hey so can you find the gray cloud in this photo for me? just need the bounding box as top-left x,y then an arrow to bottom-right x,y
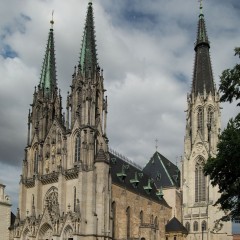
0,0 -> 239,211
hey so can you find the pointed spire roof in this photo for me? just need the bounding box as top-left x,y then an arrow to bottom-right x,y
39,18 -> 57,96
79,2 -> 98,74
192,3 -> 215,96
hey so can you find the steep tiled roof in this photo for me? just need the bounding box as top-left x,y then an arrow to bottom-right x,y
166,217 -> 188,234
79,2 -> 98,74
109,152 -> 170,208
143,151 -> 180,189
192,8 -> 215,95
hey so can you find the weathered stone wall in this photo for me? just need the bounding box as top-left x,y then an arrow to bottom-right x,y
112,184 -> 171,240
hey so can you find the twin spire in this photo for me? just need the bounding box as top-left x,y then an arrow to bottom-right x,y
39,1 -> 97,97
39,1 -> 215,98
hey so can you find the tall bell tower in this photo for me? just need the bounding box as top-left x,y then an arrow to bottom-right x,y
182,2 -> 232,240
14,2 -> 111,240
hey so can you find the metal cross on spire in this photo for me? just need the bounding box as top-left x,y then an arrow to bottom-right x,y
198,0 -> 203,15
50,10 -> 54,28
155,139 -> 159,151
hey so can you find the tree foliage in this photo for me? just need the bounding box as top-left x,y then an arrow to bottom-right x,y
204,48 -> 240,221
219,47 -> 240,106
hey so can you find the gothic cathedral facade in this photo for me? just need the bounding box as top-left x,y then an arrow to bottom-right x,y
14,3 -> 111,240
11,2 -> 234,240
182,5 -> 232,240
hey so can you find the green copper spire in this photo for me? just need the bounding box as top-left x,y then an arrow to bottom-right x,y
39,17 -> 57,96
192,2 -> 215,95
79,2 -> 98,74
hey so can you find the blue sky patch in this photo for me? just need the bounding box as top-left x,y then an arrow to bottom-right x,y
1,44 -> 18,59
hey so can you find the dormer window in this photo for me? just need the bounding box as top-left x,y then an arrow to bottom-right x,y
130,172 -> 139,188
117,165 -> 129,182
143,179 -> 152,194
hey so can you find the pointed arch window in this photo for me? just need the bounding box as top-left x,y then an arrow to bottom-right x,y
126,207 -> 130,239
73,187 -> 76,212
140,211 -> 143,224
185,222 -> 190,232
75,133 -> 81,162
195,156 -> 206,202
197,107 -> 203,134
193,221 -> 198,231
201,221 -> 207,231
34,149 -> 38,174
207,107 -> 214,127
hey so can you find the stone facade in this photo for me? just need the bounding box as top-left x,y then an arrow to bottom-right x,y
0,183 -> 11,240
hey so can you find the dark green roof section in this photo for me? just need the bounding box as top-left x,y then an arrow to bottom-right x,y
165,217 -> 188,234
39,25 -> 57,96
79,2 -> 98,74
192,6 -> 215,95
109,151 -> 170,207
143,151 -> 180,188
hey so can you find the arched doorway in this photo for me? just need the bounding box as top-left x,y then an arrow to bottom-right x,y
63,225 -> 73,240
38,223 -> 53,240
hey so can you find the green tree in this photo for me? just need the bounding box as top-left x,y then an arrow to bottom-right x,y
204,48 -> 240,221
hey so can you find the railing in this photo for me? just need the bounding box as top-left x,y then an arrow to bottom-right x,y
109,148 -> 142,170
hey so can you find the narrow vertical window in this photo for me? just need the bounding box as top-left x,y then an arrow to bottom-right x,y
112,202 -> 116,240
193,221 -> 198,231
126,207 -> 130,239
73,187 -> 76,212
197,108 -> 203,134
185,222 -> 190,232
195,157 -> 206,202
202,221 -> 207,231
207,107 -> 214,126
140,211 -> 143,224
75,133 -> 81,162
34,150 -> 38,174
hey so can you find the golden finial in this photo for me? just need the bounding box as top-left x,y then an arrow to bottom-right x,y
50,10 -> 54,28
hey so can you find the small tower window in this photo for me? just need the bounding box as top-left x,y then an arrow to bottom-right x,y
75,133 -> 81,162
202,221 -> 207,231
207,107 -> 214,126
197,107 -> 203,134
193,221 -> 198,231
185,222 -> 190,232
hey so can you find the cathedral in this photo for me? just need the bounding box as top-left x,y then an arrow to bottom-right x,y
9,1 -> 233,240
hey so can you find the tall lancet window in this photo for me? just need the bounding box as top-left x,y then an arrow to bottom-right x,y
75,133 -> 81,162
34,149 -> 38,174
195,156 -> 206,202
126,206 -> 130,239
197,107 -> 204,134
207,107 -> 214,127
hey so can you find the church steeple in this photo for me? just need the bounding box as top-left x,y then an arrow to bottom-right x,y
29,17 -> 63,143
79,1 -> 98,75
192,2 -> 215,96
39,17 -> 57,96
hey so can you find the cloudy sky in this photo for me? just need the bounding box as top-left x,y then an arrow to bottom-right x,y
0,0 -> 239,212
